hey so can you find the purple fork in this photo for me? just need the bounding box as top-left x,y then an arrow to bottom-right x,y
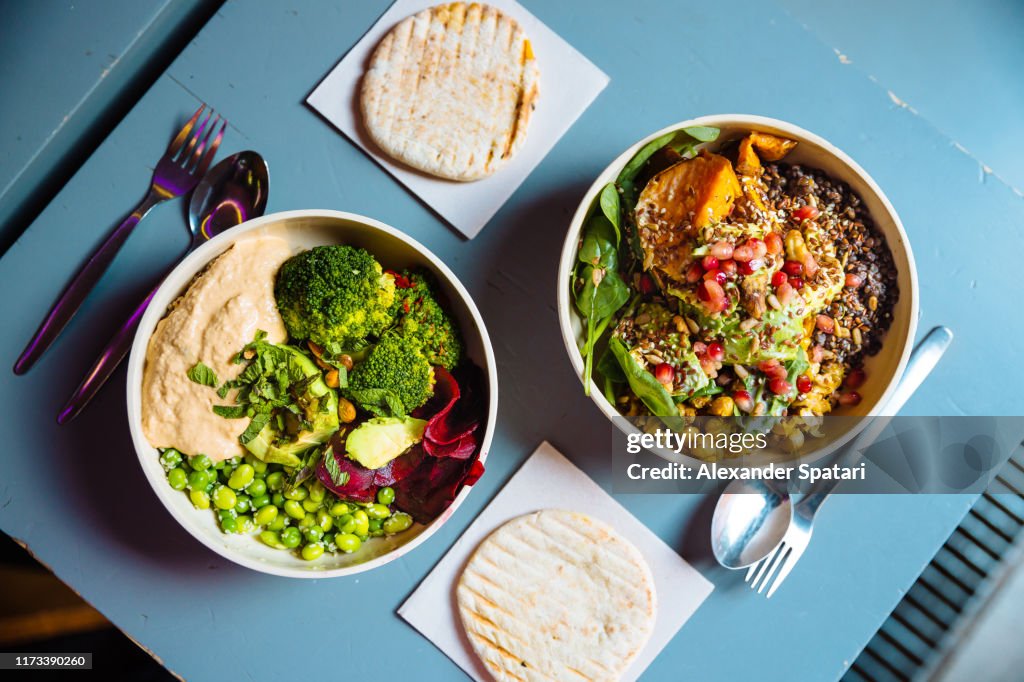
13,104 -> 227,375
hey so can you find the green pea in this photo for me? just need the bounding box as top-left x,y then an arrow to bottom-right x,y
301,543 -> 324,561
213,486 -> 238,511
159,449 -> 182,471
329,502 -> 350,517
234,495 -> 252,515
251,494 -> 271,509
190,489 -> 210,509
308,481 -> 326,503
366,503 -> 391,520
246,478 -> 267,498
383,512 -> 413,535
377,487 -> 396,505
283,486 -> 308,501
228,464 -> 255,490
316,510 -> 333,532
304,527 -> 324,543
267,514 -> 287,531
352,509 -> 369,536
266,471 -> 284,491
190,454 -> 212,471
368,518 -> 383,533
280,527 -> 301,548
301,497 -> 321,513
167,468 -> 188,490
272,493 -> 286,508
187,470 -> 213,491
335,533 -> 362,554
254,505 -> 278,526
284,500 -> 306,520
260,530 -> 285,549
236,515 -> 255,534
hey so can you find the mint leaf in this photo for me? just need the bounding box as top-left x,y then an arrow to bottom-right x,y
187,362 -> 219,387
212,405 -> 246,419
239,412 -> 270,445
324,450 -> 350,487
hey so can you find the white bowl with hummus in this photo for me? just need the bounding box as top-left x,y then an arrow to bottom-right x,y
126,209 -> 497,578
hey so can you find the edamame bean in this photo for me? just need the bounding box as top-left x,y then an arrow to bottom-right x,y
251,494 -> 271,508
190,489 -> 210,509
335,533 -> 362,554
338,514 -> 356,535
316,510 -> 333,532
254,505 -> 278,526
366,503 -> 391,520
246,478 -> 267,498
322,533 -> 335,548
260,530 -> 285,549
246,455 -> 268,474
159,449 -> 182,471
284,500 -> 305,520
236,515 -> 255,534
266,471 -> 284,491
228,464 -> 255,490
213,486 -> 237,511
190,454 -> 212,471
280,527 -> 301,548
301,497 -> 321,513
227,456 -> 242,467
272,493 -> 286,508
267,514 -> 287,531
304,527 -> 324,544
167,468 -> 188,490
218,509 -> 237,532
283,486 -> 308,501
329,502 -> 350,517
301,543 -> 324,561
187,470 -> 213,491
377,487 -> 395,505
383,512 -> 413,535
368,519 -> 383,533
352,509 -> 369,536
298,514 -> 316,530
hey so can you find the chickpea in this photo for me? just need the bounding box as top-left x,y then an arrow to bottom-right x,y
709,396 -> 735,417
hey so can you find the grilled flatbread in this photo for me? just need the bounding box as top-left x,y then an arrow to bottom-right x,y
360,2 -> 540,181
457,510 -> 656,681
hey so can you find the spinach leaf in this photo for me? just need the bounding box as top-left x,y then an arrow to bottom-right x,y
575,267 -> 629,321
186,362 -> 219,388
599,183 -> 621,244
578,214 -> 618,270
608,337 -> 677,417
617,131 -> 676,188
681,125 -> 720,142
596,345 -> 626,383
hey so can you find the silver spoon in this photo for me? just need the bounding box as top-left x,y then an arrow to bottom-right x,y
57,151 -> 269,424
711,326 -> 953,569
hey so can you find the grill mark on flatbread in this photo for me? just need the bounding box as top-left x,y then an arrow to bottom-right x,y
465,632 -> 535,682
468,553 -> 587,617
361,2 -> 538,181
510,523 -> 638,593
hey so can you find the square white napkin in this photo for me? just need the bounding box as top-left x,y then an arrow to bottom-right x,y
306,0 -> 609,238
398,441 -> 714,681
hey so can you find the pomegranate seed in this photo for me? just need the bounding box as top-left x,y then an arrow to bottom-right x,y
796,375 -> 812,394
654,363 -> 675,386
793,205 -> 820,221
702,255 -> 719,271
638,273 -> 656,295
838,391 -> 862,406
845,368 -> 866,389
699,355 -> 719,375
783,260 -> 803,276
687,263 -> 703,283
733,244 -> 755,262
703,269 -> 727,285
692,341 -> 708,355
710,241 -> 734,260
815,314 -> 835,333
809,345 -> 825,363
764,232 -> 783,255
845,273 -> 864,288
696,281 -> 711,301
721,259 -> 737,275
789,277 -> 804,290
771,271 -> 788,287
748,238 -> 768,259
776,281 -> 796,305
802,252 -> 820,277
707,341 -> 725,362
733,390 -> 754,412
768,378 -> 792,395
739,258 -> 763,275
758,359 -> 787,382
700,280 -> 727,312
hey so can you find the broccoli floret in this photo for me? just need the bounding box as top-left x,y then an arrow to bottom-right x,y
389,270 -> 463,370
345,332 -> 434,416
274,245 -> 396,347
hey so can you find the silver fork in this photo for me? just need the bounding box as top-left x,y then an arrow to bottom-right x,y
13,104 -> 227,375
745,493 -> 819,598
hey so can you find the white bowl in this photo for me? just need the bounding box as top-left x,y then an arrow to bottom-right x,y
127,209 -> 497,578
557,115 -> 919,456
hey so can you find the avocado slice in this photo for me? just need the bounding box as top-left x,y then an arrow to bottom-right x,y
346,416 -> 427,470
243,346 -> 339,467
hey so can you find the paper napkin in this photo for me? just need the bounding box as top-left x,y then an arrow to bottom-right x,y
398,441 -> 714,681
306,0 -> 609,238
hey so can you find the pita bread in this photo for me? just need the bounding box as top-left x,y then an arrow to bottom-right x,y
360,2 -> 540,181
457,510 -> 656,681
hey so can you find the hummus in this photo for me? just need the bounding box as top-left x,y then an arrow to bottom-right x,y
141,236 -> 293,460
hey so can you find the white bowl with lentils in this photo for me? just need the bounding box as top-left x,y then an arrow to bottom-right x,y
558,115 -> 918,446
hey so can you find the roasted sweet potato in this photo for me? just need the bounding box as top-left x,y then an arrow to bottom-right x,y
736,131 -> 798,176
636,151 -> 741,231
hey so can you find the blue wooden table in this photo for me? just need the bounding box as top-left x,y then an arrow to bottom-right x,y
2,1 -> 1022,680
